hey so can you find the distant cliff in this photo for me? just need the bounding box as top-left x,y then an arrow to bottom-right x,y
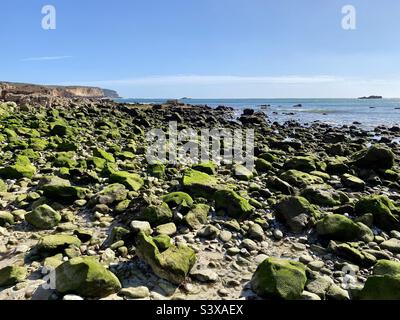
0,82 -> 120,99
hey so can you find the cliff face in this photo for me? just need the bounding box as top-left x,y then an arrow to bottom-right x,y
0,82 -> 120,99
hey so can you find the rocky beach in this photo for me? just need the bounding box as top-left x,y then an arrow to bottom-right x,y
0,91 -> 400,301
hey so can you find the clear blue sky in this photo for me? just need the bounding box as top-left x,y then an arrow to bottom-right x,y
1,0 -> 400,98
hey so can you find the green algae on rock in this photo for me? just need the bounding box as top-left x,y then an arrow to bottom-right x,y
251,257 -> 307,300
110,171 -> 144,191
135,231 -> 196,285
0,211 -> 14,226
316,214 -> 374,242
280,169 -> 324,188
25,204 -> 62,229
184,204 -> 210,229
275,196 -> 320,232
182,169 -> 219,198
0,155 -> 36,179
55,256 -> 121,298
352,145 -> 395,170
214,189 -> 254,219
162,192 -> 193,212
140,203 -> 173,226
36,234 -> 82,255
360,260 -> 400,300
355,195 -> 400,231
0,266 -> 27,287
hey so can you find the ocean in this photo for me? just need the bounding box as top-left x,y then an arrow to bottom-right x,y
115,98 -> 400,130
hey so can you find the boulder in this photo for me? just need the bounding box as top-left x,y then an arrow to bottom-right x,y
316,214 -> 374,242
280,170 -> 323,188
329,241 -> 376,267
355,195 -> 400,231
255,158 -> 273,173
352,145 -> 395,170
25,204 -> 61,229
285,156 -> 316,172
162,192 -> 193,212
0,155 -> 36,179
265,176 -> 294,195
233,164 -> 254,181
275,196 -> 320,232
110,171 -> 143,191
141,203 -> 173,226
93,148 -> 115,163
341,174 -> 365,191
300,185 -> 343,207
39,176 -> 87,201
214,189 -> 253,219
130,220 -> 152,235
0,211 -> 14,226
148,162 -> 166,179
184,204 -> 210,229
182,169 -> 219,198
0,266 -> 27,286
192,162 -> 217,175
55,256 -> 121,298
360,260 -> 400,300
36,234 -> 82,256
135,231 -> 196,284
251,257 -> 307,300
95,183 -> 127,204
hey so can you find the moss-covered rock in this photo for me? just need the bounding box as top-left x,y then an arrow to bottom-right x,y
360,260 -> 400,300
214,189 -> 253,219
95,183 -> 127,204
255,158 -> 273,173
316,214 -> 374,242
40,176 -> 87,201
265,176 -> 294,195
25,204 -> 61,229
135,231 -> 196,284
184,204 -> 210,229
300,185 -> 343,207
141,203 -> 173,226
0,211 -> 14,226
352,145 -> 395,170
355,195 -> 400,231
280,170 -> 323,188
148,162 -> 166,179
182,169 -> 219,198
192,162 -> 217,175
233,164 -> 254,181
275,196 -> 320,232
0,155 -> 36,179
53,152 -> 77,168
153,234 -> 173,251
251,257 -> 307,300
55,256 -> 121,298
0,179 -> 7,192
162,192 -> 193,212
110,171 -> 143,191
325,156 -> 349,174
285,156 -> 317,172
329,241 -> 376,267
0,266 -> 27,287
93,148 -> 115,163
51,123 -> 71,137
341,174 -> 365,191
36,234 -> 82,256
87,157 -> 107,170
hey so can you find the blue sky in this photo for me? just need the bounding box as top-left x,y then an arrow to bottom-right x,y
1,0 -> 400,98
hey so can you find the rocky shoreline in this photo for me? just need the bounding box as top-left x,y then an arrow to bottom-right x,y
0,96 -> 400,300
